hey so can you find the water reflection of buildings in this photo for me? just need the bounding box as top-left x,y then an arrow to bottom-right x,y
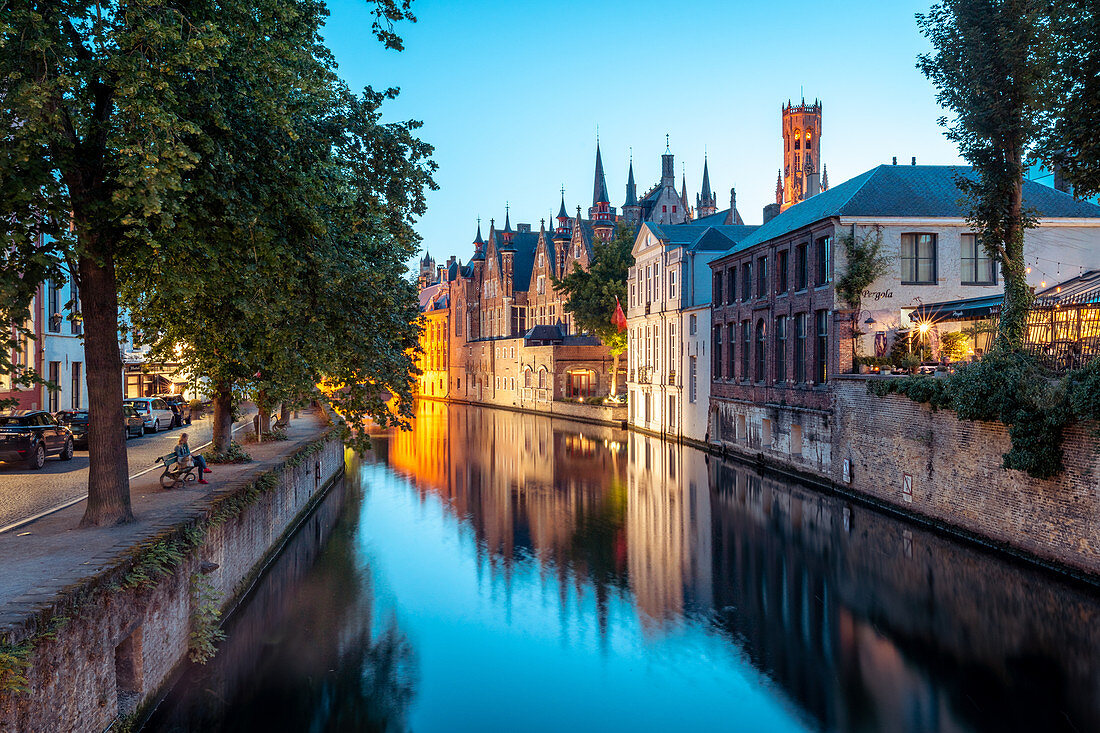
386,403 -> 1100,733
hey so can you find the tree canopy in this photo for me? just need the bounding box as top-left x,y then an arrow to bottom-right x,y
554,224 -> 635,357
917,0 -> 1052,349
0,0 -> 431,525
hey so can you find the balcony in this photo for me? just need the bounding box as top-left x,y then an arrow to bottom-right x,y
637,366 -> 652,384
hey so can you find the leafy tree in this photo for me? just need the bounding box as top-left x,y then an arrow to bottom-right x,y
554,223 -> 635,397
917,0 -> 1053,349
835,226 -> 891,371
1036,0 -> 1100,199
0,0 -> 423,526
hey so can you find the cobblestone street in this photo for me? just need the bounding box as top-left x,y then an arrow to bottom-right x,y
0,410 -> 253,531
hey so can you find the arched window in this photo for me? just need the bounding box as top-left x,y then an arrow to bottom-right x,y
805,129 -> 813,147
524,367 -> 533,388
793,128 -> 801,150
755,319 -> 767,383
538,367 -> 548,389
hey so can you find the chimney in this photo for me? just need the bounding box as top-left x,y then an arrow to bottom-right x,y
892,156 -> 898,165
763,203 -> 780,224
911,157 -> 917,166
437,265 -> 445,282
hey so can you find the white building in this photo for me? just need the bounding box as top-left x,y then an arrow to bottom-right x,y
626,221 -> 758,443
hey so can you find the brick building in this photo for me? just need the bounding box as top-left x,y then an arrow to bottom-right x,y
423,142 -> 726,412
708,163 -> 1100,474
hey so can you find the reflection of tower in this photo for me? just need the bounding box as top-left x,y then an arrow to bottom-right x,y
779,99 -> 823,212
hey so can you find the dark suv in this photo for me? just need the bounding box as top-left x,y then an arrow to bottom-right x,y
55,410 -> 91,448
0,410 -> 74,469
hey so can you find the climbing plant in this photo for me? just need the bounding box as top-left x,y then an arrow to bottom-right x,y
834,227 -> 892,371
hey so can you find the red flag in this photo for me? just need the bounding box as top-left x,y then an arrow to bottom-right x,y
612,296 -> 627,332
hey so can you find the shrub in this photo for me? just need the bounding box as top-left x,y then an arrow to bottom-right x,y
204,441 -> 251,464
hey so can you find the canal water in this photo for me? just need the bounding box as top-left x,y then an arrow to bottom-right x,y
147,401 -> 1100,733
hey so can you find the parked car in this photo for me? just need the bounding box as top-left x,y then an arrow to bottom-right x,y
123,398 -> 176,433
55,410 -> 90,448
155,394 -> 192,426
123,405 -> 146,438
0,410 -> 74,469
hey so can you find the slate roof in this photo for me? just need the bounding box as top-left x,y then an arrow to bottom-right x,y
508,231 -> 540,292
725,165 -> 1100,258
524,324 -> 565,342
693,208 -> 741,226
643,223 -> 761,253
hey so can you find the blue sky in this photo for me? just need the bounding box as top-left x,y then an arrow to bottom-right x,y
323,0 -> 963,266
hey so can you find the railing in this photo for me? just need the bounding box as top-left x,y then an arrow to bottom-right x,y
637,367 -> 651,384
668,370 -> 676,386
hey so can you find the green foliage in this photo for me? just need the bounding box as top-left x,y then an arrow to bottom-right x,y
188,573 -> 226,665
917,0 -> 1049,348
870,350 -> 1074,478
834,227 -> 892,310
0,0 -> 427,522
553,223 -> 635,356
0,642 -> 31,693
939,331 -> 970,361
1036,1 -> 1100,200
122,539 -> 186,591
204,441 -> 252,465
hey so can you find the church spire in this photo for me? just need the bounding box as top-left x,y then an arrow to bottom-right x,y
822,164 -> 829,191
700,155 -> 712,200
592,140 -> 609,206
503,202 -> 512,233
473,218 -> 484,246
624,154 -> 637,207
680,167 -> 691,217
775,169 -> 783,205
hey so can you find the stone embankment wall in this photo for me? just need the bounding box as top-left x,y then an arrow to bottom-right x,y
832,375 -> 1100,578
0,435 -> 344,733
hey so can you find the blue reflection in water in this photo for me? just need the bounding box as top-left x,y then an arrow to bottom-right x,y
148,402 -> 1100,733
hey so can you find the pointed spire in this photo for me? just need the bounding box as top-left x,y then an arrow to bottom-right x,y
592,141 -> 609,206
503,203 -> 512,232
473,217 -> 484,245
624,152 -> 637,207
680,166 -> 689,209
557,186 -> 568,220
822,164 -> 829,191
701,154 -> 712,200
775,169 -> 783,205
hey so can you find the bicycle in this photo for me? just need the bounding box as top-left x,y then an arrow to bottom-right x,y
158,453 -> 198,489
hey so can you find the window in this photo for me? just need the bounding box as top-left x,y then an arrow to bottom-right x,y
796,244 -> 808,290
537,275 -> 546,294
757,256 -> 768,298
795,314 -> 807,383
742,262 -> 752,301
961,234 -> 996,285
713,326 -> 722,376
689,356 -> 697,403
727,323 -> 736,378
669,271 -> 676,300
524,368 -> 533,388
741,320 -> 750,378
48,361 -> 60,412
662,205 -> 667,213
777,250 -> 789,293
815,236 -> 830,286
727,268 -> 736,303
755,319 -> 766,382
47,281 -> 61,332
672,205 -> 677,213
901,233 -> 937,284
668,395 -> 676,428
713,271 -> 723,305
689,314 -> 697,336
775,316 -> 787,382
566,370 -> 596,399
815,310 -> 829,384
70,280 -> 81,335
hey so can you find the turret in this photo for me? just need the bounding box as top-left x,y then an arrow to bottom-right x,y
588,141 -> 616,223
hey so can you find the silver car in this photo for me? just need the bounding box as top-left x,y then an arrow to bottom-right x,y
123,397 -> 176,433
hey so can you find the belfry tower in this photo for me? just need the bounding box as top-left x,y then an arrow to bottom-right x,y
779,99 -> 823,212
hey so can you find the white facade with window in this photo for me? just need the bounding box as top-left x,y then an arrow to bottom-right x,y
626,222 -> 758,442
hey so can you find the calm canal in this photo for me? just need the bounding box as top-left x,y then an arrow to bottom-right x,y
147,401 -> 1100,732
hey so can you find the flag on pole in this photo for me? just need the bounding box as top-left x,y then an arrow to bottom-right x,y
612,296 -> 627,332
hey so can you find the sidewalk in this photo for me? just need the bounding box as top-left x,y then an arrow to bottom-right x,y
0,408 -> 332,632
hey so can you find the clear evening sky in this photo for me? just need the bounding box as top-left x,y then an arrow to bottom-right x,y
322,0 -> 963,266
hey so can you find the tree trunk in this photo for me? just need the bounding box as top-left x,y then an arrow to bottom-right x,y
997,176 -> 1033,350
256,389 -> 272,435
78,253 -> 133,527
212,381 -> 234,453
610,351 -> 620,397
279,402 -> 290,424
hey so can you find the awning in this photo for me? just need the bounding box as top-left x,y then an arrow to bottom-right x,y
908,294 -> 1004,322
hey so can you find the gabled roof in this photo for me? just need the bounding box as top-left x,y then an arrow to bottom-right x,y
693,207 -> 743,226
691,225 -> 760,252
508,231 -> 540,292
727,164 -> 1100,256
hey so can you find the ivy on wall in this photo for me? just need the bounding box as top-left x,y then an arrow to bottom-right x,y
870,351 -> 1100,479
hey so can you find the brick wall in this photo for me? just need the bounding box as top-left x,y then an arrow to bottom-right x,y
0,437 -> 345,732
833,375 -> 1100,577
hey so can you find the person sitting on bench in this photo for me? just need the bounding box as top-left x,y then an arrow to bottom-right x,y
175,433 -> 211,485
